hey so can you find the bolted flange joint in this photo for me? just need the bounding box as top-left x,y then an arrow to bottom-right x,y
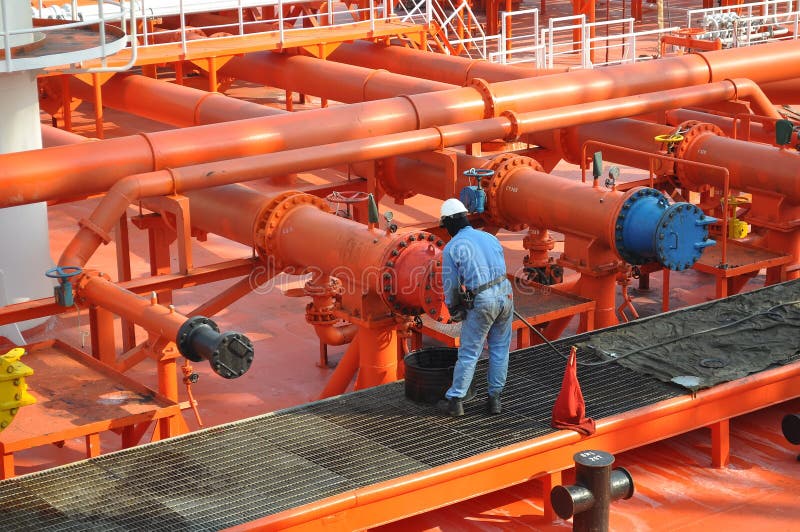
482,153 -> 544,232
177,316 -> 254,379
614,187 -> 716,270
253,191 -> 331,272
379,232 -> 445,317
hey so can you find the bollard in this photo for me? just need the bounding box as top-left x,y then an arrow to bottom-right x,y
550,450 -> 634,532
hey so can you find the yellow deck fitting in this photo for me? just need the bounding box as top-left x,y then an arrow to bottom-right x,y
0,348 -> 36,432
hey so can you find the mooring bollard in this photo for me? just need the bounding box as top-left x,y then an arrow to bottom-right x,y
550,450 -> 635,532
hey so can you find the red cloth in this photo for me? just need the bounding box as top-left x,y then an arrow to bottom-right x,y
551,346 -> 596,436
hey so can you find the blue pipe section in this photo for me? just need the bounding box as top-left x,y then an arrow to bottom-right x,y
615,188 -> 717,270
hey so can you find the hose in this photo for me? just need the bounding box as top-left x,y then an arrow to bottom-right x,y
514,300 -> 800,367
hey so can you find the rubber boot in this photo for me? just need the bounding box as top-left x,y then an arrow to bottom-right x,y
437,397 -> 464,417
487,393 -> 502,415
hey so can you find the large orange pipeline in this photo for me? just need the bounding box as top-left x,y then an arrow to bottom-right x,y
58,118 -> 511,270
327,40 -> 563,85
665,108 -> 777,145
328,41 -> 783,118
62,74 -> 284,127
7,41 -> 800,207
556,118 -> 800,204
181,185 -> 446,318
59,75 -> 765,276
218,51 -> 455,103
60,81 -> 763,273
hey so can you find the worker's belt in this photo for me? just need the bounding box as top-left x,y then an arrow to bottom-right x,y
457,275 -> 508,311
469,275 -> 508,296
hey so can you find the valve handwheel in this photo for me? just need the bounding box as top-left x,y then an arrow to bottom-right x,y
463,168 -> 495,179
325,191 -> 370,203
45,265 -> 83,281
654,133 -> 685,144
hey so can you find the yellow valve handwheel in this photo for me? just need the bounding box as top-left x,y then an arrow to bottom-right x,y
654,133 -> 685,144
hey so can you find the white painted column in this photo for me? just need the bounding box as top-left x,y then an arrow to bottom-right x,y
0,2 -> 54,344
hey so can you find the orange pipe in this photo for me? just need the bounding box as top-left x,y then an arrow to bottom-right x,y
558,117 -> 800,203
184,185 -> 444,313
327,40 -> 562,85
219,51 -> 455,103
41,125 -> 90,147
57,120 -> 511,269
64,74 -> 284,127
665,108 -> 776,145
759,77 -> 800,105
354,328 -> 400,389
676,129 -> 800,202
330,41 -> 779,119
76,273 -> 189,338
6,42 -> 800,208
573,274 -> 618,329
319,339 -> 360,398
312,323 -> 358,347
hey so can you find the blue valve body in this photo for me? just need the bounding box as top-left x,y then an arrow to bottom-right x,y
615,188 -> 716,270
460,186 -> 486,214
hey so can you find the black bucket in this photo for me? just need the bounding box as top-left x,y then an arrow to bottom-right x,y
404,347 -> 474,404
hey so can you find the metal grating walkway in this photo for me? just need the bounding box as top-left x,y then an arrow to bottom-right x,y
1,280 -> 798,531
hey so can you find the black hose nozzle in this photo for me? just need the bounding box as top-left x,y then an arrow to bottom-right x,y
177,316 -> 254,379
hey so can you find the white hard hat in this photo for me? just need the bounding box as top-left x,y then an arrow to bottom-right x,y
440,198 -> 468,218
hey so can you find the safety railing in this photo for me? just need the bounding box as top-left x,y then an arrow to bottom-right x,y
399,0 -> 489,59
129,0 -> 402,56
685,0 -> 800,47
490,8 -> 542,65
3,0 -> 134,72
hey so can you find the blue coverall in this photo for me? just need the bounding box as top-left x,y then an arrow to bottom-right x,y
441,226 -> 514,399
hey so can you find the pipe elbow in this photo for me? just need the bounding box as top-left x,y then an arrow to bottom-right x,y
725,77 -> 780,119
313,322 -> 358,346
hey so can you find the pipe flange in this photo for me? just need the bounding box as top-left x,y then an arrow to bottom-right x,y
305,302 -> 337,324
672,120 -> 725,161
483,154 -> 543,232
253,191 -> 330,271
378,232 -> 444,316
614,188 -> 666,265
177,316 -> 220,363
469,77 -> 496,119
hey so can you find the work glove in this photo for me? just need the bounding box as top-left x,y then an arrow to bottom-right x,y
448,306 -> 467,324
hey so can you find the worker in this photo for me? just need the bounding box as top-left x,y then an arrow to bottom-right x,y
438,198 -> 514,417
